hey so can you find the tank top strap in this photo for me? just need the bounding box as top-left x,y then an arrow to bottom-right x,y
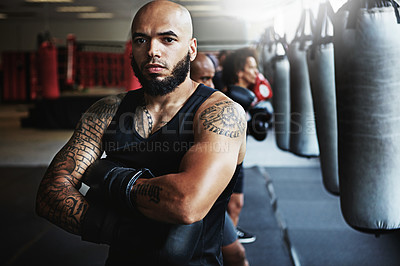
179,84 -> 216,115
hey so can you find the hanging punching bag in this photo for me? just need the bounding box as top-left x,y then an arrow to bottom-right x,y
38,40 -> 60,99
307,2 -> 339,195
335,0 -> 400,232
288,9 -> 319,158
261,27 -> 278,85
272,39 -> 291,151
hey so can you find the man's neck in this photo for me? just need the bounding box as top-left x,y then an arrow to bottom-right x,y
144,78 -> 198,112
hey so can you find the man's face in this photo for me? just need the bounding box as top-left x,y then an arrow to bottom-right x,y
130,4 -> 197,96
191,57 -> 215,89
240,56 -> 258,86
131,52 -> 191,96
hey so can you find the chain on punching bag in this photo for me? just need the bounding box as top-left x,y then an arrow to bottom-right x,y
335,0 -> 400,232
307,2 -> 339,195
288,9 -> 319,158
272,39 -> 291,151
38,40 -> 60,99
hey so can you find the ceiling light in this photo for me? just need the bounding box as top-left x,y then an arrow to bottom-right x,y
78,13 -> 114,19
0,13 -> 7,19
57,6 -> 97,12
185,5 -> 221,12
25,0 -> 74,2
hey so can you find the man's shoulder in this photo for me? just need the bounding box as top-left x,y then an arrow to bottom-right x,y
83,92 -> 127,120
200,90 -> 245,115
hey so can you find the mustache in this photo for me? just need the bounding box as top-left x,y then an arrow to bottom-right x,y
142,58 -> 168,70
129,54 -> 168,71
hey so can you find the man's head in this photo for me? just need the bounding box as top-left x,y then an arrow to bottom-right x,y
222,47 -> 258,88
130,0 -> 197,96
190,53 -> 215,88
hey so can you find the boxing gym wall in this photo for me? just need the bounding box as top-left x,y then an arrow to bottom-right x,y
257,0 -> 400,233
1,35 -> 138,103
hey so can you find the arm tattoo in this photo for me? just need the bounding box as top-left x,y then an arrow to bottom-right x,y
36,94 -> 124,235
199,101 -> 246,138
132,183 -> 162,204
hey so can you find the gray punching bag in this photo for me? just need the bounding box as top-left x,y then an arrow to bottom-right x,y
261,27 -> 278,84
335,0 -> 400,231
307,2 -> 339,195
272,39 -> 291,151
288,9 -> 320,158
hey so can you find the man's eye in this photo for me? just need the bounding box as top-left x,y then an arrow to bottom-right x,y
164,37 -> 175,43
134,38 -> 146,44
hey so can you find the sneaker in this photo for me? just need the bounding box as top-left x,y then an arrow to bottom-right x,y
236,226 -> 256,244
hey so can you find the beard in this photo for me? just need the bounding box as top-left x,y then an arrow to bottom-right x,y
131,52 -> 191,96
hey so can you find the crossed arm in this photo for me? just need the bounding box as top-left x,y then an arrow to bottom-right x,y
35,94 -> 123,235
36,93 -> 246,234
131,97 -> 247,224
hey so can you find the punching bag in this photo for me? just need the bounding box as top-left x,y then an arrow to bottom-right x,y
288,9 -> 319,158
335,0 -> 400,231
38,40 -> 60,99
307,2 -> 339,195
272,39 -> 291,151
260,27 -> 278,85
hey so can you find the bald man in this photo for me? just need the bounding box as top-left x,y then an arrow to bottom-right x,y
190,52 -> 215,88
36,1 -> 247,265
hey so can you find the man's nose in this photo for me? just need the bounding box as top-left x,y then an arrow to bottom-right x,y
148,39 -> 161,58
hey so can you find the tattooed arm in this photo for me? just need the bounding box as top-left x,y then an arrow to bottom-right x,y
132,93 -> 247,224
35,94 -> 124,235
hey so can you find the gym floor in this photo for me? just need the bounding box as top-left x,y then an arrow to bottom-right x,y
1,103 -> 400,266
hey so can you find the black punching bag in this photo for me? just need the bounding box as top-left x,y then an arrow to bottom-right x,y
288,9 -> 319,158
307,2 -> 339,195
335,0 -> 400,231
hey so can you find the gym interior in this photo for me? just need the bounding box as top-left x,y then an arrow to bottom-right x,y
1,0 -> 400,265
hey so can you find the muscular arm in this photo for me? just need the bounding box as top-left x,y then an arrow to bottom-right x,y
35,94 -> 123,235
132,98 -> 247,224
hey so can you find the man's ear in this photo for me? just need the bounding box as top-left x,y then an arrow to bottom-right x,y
189,38 -> 197,61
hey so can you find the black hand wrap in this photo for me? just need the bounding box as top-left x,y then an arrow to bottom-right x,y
104,167 -> 154,210
226,85 -> 256,111
81,159 -> 154,245
82,159 -> 154,211
248,101 -> 274,141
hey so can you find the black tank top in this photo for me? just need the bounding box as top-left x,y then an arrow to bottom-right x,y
102,84 -> 240,265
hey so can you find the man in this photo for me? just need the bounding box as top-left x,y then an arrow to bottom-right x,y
191,52 -> 249,266
190,52 -> 215,89
222,47 -> 261,244
36,1 -> 246,265
213,50 -> 230,92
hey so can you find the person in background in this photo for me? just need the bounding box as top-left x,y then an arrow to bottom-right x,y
213,49 -> 230,92
191,52 -> 249,266
222,47 -> 260,244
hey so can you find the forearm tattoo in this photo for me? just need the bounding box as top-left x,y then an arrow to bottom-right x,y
199,101 -> 246,138
132,183 -> 162,204
36,94 -> 123,235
